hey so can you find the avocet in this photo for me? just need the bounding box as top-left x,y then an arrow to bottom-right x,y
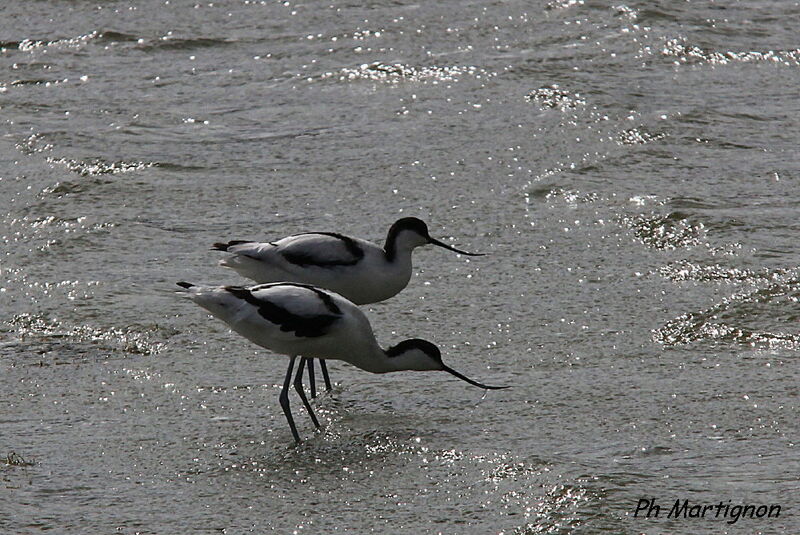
212,217 -> 484,397
176,281 -> 506,443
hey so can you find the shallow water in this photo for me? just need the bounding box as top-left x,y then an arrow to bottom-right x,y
1,1 -> 799,533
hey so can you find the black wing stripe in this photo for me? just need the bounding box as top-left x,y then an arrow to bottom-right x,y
225,284 -> 342,338
281,232 -> 365,267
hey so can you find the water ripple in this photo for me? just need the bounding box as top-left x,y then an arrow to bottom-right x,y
615,127 -> 666,146
619,212 -> 704,250
545,0 -> 584,10
661,37 -> 800,66
136,35 -> 238,52
2,215 -> 114,252
654,269 -> 800,350
656,260 -> 760,283
14,133 -> 155,181
12,31 -> 100,53
7,313 -> 165,357
525,84 -> 586,112
320,62 -> 494,84
510,484 -> 589,534
46,157 -> 155,177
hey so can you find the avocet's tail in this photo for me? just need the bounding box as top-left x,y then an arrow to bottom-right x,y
175,281 -> 209,299
211,242 -> 276,283
211,240 -> 252,252
176,282 -> 256,329
176,281 -> 197,293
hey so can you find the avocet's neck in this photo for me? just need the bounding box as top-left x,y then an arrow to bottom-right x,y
381,351 -> 441,373
353,337 -> 507,389
343,339 -> 443,374
384,228 -> 428,262
368,340 -> 443,374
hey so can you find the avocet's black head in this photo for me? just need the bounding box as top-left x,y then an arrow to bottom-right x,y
388,217 -> 431,242
386,338 -> 508,390
386,337 -> 442,366
385,217 -> 484,258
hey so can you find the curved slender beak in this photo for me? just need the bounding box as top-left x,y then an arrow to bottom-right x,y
428,236 -> 485,256
442,365 -> 510,390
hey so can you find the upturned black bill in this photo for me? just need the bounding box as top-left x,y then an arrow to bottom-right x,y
428,237 -> 485,256
442,365 -> 509,390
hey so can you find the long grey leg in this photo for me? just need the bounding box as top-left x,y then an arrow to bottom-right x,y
320,359 -> 332,391
279,356 -> 300,443
307,358 -> 317,399
294,358 -> 321,429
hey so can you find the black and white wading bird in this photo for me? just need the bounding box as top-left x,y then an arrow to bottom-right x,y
211,217 -> 484,397
176,281 -> 506,443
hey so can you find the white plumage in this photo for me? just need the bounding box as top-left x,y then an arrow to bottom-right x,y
176,281 -> 506,442
211,218 -> 484,398
212,217 -> 483,305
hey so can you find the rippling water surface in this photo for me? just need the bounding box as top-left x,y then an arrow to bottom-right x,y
2,1 -> 799,533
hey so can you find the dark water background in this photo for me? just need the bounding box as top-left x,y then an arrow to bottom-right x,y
2,1 -> 799,533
